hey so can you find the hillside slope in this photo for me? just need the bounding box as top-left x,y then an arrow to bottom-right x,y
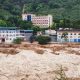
0,0 -> 80,20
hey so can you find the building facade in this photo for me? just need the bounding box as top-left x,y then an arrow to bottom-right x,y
0,27 -> 33,43
57,29 -> 80,42
22,14 -> 53,28
45,30 -> 57,42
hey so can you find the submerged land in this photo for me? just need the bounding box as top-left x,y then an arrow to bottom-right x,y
0,42 -> 80,80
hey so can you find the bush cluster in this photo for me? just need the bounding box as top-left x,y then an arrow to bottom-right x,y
36,35 -> 51,44
13,38 -> 22,44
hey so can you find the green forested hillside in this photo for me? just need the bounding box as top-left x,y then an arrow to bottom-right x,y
0,0 -> 80,20
0,0 -> 80,29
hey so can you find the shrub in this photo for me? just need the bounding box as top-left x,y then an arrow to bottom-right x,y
36,35 -> 51,44
13,38 -> 22,44
54,65 -> 67,80
31,26 -> 41,34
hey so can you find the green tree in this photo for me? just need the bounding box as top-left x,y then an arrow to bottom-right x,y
51,23 -> 57,29
19,20 -> 33,29
0,20 -> 7,27
31,26 -> 41,34
13,38 -> 22,44
61,32 -> 68,42
36,35 -> 51,44
7,16 -> 21,27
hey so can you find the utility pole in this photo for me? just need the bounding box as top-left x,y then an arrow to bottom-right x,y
22,4 -> 25,14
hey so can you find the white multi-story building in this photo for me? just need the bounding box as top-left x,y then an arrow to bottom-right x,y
57,29 -> 80,42
22,14 -> 53,28
0,27 -> 33,43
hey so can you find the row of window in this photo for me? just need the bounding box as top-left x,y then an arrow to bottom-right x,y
35,24 -> 48,27
33,22 -> 48,25
6,38 -> 14,40
0,34 -> 20,37
58,39 -> 80,42
58,36 -> 80,38
58,33 -> 80,35
24,17 -> 49,20
0,38 -> 15,40
0,31 -> 20,33
32,18 -> 48,20
31,17 -> 48,19
32,20 -> 48,22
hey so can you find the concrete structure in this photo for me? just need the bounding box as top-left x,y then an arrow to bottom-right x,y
45,29 -> 56,35
57,29 -> 80,42
0,27 -> 33,43
22,14 -> 53,28
45,29 -> 57,42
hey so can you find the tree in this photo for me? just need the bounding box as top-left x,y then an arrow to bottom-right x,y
19,20 -> 33,29
72,20 -> 80,29
13,38 -> 22,44
7,16 -> 20,27
0,0 -> 80,21
61,32 -> 68,42
31,26 -> 41,34
51,23 -> 57,29
36,35 -> 51,44
0,20 -> 7,27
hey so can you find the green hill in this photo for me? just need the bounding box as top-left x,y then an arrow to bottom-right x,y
0,0 -> 80,20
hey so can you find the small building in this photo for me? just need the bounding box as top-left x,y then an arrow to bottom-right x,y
0,27 -> 33,43
45,29 -> 57,42
22,14 -> 53,28
57,29 -> 80,42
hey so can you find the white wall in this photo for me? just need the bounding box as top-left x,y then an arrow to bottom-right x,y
0,30 -> 20,43
57,31 -> 80,42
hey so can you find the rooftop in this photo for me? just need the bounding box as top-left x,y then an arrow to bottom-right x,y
0,27 -> 33,32
0,27 -> 18,30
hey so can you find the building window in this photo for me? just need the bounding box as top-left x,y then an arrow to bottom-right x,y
3,35 -> 4,37
59,33 -> 61,35
10,35 -> 12,36
78,33 -> 80,35
74,33 -> 76,35
16,34 -> 19,36
16,31 -> 18,33
10,38 -> 11,40
70,33 -> 72,35
6,38 -> 8,40
21,34 -> 24,36
59,36 -> 61,38
70,36 -> 72,38
78,36 -> 80,38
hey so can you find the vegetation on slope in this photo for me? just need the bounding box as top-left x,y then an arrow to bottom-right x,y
0,0 -> 80,20
0,0 -> 80,29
